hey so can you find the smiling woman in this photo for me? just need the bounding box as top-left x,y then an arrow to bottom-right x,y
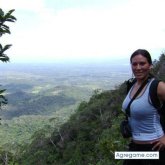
130,49 -> 152,82
122,49 -> 165,165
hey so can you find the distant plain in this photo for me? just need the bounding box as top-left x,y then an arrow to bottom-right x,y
0,62 -> 131,146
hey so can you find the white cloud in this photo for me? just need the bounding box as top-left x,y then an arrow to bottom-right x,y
1,0 -> 165,63
1,0 -> 45,12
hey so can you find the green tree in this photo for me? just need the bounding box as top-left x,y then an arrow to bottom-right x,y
0,8 -> 16,108
0,8 -> 16,62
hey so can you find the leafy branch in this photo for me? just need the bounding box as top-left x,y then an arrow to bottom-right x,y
0,8 -> 16,62
0,8 -> 16,109
0,9 -> 16,36
0,89 -> 8,108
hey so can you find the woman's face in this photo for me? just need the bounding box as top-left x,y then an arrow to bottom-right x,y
131,54 -> 151,80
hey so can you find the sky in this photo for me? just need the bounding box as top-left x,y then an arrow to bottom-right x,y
1,0 -> 165,63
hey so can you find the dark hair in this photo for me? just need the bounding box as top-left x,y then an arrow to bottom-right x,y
130,49 -> 152,65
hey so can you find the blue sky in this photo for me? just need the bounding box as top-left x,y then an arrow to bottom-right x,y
1,0 -> 165,63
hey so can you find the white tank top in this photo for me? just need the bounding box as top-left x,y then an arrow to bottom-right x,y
122,79 -> 164,141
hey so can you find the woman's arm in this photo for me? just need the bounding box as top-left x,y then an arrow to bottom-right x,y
157,81 -> 165,101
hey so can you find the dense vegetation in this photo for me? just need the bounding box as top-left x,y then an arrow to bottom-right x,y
0,53 -> 164,164
20,85 -> 127,165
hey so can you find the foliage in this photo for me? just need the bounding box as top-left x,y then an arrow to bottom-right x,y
17,82 -> 127,165
0,8 -> 16,109
0,8 -> 16,62
152,53 -> 165,81
0,88 -> 7,108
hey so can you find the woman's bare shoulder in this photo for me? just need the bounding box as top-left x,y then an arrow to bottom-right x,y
158,81 -> 165,101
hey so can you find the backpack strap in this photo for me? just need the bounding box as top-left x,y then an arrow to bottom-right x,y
126,75 -> 154,94
126,78 -> 149,117
150,79 -> 165,133
149,79 -> 161,110
126,78 -> 137,94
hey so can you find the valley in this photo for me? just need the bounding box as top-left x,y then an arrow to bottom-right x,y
0,62 -> 131,147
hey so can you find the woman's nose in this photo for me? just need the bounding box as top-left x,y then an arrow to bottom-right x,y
136,64 -> 141,69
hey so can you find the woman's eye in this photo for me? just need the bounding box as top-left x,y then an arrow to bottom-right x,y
132,62 -> 146,66
132,63 -> 137,66
139,62 -> 146,66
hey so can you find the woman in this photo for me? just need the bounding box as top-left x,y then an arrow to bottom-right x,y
122,49 -> 165,165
